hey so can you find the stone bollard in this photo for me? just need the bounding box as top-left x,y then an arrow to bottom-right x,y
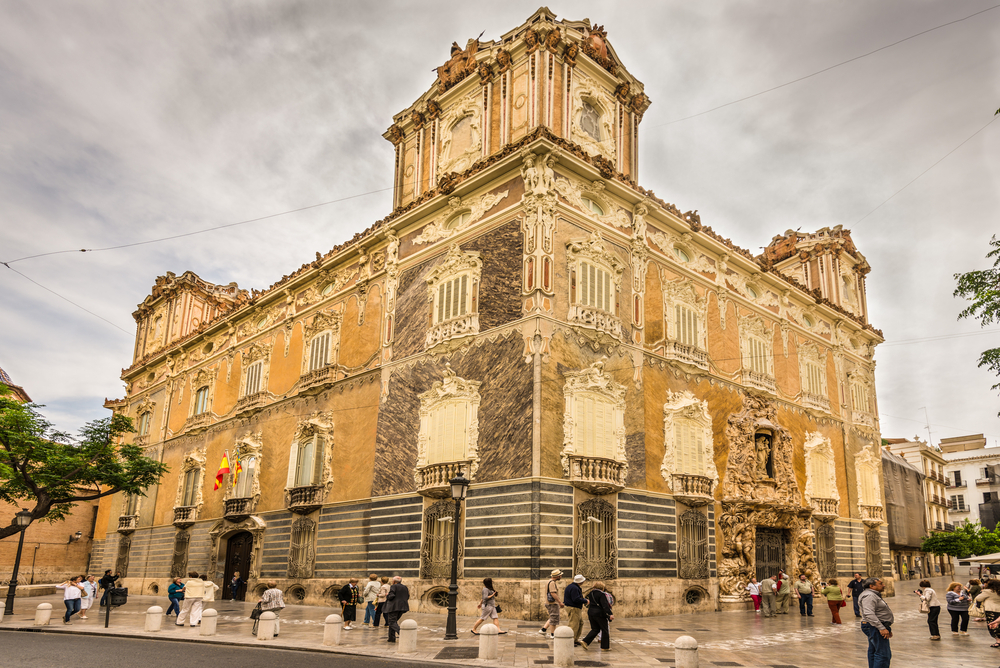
144,606 -> 164,632
200,608 -> 217,636
398,618 -> 418,653
478,623 -> 499,659
0,600 -> 5,623
257,611 -> 276,641
34,603 -> 52,626
675,635 -> 699,668
553,625 -> 575,667
323,614 -> 343,646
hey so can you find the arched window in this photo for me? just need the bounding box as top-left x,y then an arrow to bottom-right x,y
424,246 -> 482,349
816,523 -> 837,579
193,386 -> 210,415
675,305 -> 699,347
674,247 -> 690,263
804,432 -> 838,503
661,391 -> 717,502
581,197 -> 604,216
301,311 -> 342,379
169,530 -> 190,578
580,101 -> 601,141
739,314 -> 775,393
416,365 -> 481,484
566,231 -> 624,341
446,211 -> 472,230
561,360 -> 628,492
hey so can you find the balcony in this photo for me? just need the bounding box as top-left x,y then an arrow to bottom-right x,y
944,522 -> 955,531
173,506 -> 196,528
801,392 -> 830,413
133,434 -> 148,447
566,454 -> 627,495
950,503 -> 969,513
285,485 -> 326,514
416,460 -> 473,498
976,477 -> 998,487
224,497 -> 254,522
859,504 -> 884,526
932,494 -> 950,507
184,412 -> 211,433
935,521 -> 943,531
741,370 -> 776,395
117,515 -> 138,533
948,481 -> 967,489
425,314 -> 479,349
670,473 -> 714,507
662,341 -> 709,371
852,410 -> 876,429
300,365 -> 337,393
235,391 -> 268,416
567,306 -> 622,342
809,497 -> 840,521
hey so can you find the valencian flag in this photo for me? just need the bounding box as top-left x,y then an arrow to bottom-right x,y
214,450 -> 231,491
232,458 -> 243,489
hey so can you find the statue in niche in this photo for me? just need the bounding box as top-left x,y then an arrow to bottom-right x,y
755,432 -> 774,479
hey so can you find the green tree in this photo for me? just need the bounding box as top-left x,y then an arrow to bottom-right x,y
954,235 -> 1000,414
921,520 -> 1000,559
0,390 -> 168,540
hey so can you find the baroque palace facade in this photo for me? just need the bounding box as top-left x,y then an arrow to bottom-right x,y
91,8 -> 891,617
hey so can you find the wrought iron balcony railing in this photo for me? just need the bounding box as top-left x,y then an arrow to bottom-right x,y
566,454 -> 627,495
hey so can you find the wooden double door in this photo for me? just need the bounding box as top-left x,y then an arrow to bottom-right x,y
222,531 -> 252,601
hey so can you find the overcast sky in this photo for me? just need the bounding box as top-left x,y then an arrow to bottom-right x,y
1,1 -> 998,447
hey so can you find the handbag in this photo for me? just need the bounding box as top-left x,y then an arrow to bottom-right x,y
495,604 -> 502,614
250,602 -> 263,620
839,600 -> 846,608
971,601 -> 986,619
919,598 -> 929,614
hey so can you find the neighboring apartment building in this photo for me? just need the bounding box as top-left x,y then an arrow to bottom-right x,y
0,364 -> 101,584
886,437 -> 952,576
91,9 -> 889,617
882,446 -> 929,580
942,434 -> 1000,531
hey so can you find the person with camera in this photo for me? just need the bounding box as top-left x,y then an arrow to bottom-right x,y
915,579 -> 941,640
56,576 -> 86,625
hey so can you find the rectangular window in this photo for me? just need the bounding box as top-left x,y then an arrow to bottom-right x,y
805,362 -> 823,395
577,262 -> 613,312
436,275 -> 470,324
951,495 -> 965,511
123,494 -> 139,516
428,402 -> 468,464
675,305 -> 698,347
234,457 -> 256,498
986,492 -> 995,503
676,419 -> 705,475
309,333 -> 330,371
294,436 -> 325,487
194,387 -> 209,415
748,338 -> 768,374
137,412 -> 151,436
181,469 -> 198,507
244,362 -> 262,396
851,383 -> 869,412
953,471 -> 962,485
575,395 -> 615,459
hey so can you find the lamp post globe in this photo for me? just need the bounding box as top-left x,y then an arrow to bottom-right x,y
444,472 -> 469,640
4,508 -> 33,615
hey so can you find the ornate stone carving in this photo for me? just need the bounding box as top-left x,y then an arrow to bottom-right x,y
717,500 -> 808,600
661,391 -> 717,492
435,38 -> 481,93
560,359 -> 628,480
662,276 -> 708,351
570,70 -> 616,159
223,431 -> 263,516
173,447 -> 207,524
236,304 -> 284,339
413,189 -> 510,245
437,93 -> 482,177
553,175 -> 631,230
297,267 -> 355,308
415,363 -> 481,486
722,394 -> 799,504
424,246 -> 482,348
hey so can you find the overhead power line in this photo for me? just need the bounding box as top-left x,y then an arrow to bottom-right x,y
657,3 -> 1000,126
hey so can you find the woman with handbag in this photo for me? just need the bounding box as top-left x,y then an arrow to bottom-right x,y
975,579 -> 1000,648
916,579 -> 942,640
820,578 -> 845,624
471,577 -> 506,635
580,581 -> 614,652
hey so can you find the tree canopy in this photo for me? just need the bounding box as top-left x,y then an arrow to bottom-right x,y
0,390 -> 168,540
921,520 -> 1000,559
954,234 -> 1000,414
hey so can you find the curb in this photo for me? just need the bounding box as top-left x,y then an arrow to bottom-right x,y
0,625 -> 455,667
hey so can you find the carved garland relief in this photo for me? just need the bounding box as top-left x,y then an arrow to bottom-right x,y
412,189 -> 510,245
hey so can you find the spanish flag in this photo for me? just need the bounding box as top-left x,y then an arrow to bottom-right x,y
214,450 -> 231,490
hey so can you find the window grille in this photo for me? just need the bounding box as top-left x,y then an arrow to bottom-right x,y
420,500 -> 462,579
244,362 -> 263,396
816,523 -> 837,579
308,333 -> 331,371
287,517 -> 316,578
115,534 -> 132,577
678,509 -> 709,579
169,530 -> 190,578
193,386 -> 209,415
675,305 -> 699,347
576,261 -> 613,313
575,498 -> 617,580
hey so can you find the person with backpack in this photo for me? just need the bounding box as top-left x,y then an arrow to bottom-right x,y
579,581 -> 614,652
539,569 -> 564,639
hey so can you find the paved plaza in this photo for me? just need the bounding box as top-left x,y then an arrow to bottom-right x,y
0,577 -> 995,668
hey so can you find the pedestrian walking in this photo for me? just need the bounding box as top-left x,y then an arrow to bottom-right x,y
381,576 -> 410,643
775,569 -> 791,614
540,569 -> 564,638
79,575 -> 97,619
259,581 -> 285,637
563,574 -> 587,644
175,571 -> 205,627
338,578 -> 361,630
579,581 -> 614,652
166,577 -> 184,618
916,579 -> 941,640
794,574 -> 815,616
201,573 -> 220,610
759,574 -> 778,617
859,577 -> 893,668
362,573 -> 380,627
820,578 -> 845,624
56,576 -> 85,625
975,579 -> 1000,648
846,572 -> 866,618
98,569 -> 119,607
471,577 -> 505,634
945,581 -> 971,636
373,576 -> 390,627
229,571 -> 244,601
746,577 -> 761,612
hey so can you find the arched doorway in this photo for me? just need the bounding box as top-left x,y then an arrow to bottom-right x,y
223,531 -> 253,601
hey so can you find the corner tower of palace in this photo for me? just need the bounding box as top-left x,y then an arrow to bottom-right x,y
95,8 -> 889,617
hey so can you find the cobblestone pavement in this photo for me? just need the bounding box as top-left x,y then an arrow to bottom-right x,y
1,576 -> 996,667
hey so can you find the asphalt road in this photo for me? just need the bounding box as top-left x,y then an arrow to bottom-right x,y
0,631 -> 447,668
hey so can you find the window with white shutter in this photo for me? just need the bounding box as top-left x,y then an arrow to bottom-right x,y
675,305 -> 698,347
193,387 -> 209,415
427,401 -> 470,464
805,362 -> 823,395
234,457 -> 256,497
576,260 -> 614,313
309,332 -> 331,371
574,394 -> 616,460
661,390 -> 717,488
747,337 -> 769,374
435,274 -> 471,325
243,362 -> 263,396
675,418 -> 706,475
292,436 -> 325,487
137,412 -> 151,436
181,468 -> 199,507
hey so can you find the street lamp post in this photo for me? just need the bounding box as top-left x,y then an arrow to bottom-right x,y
444,471 -> 469,640
4,508 -> 34,615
